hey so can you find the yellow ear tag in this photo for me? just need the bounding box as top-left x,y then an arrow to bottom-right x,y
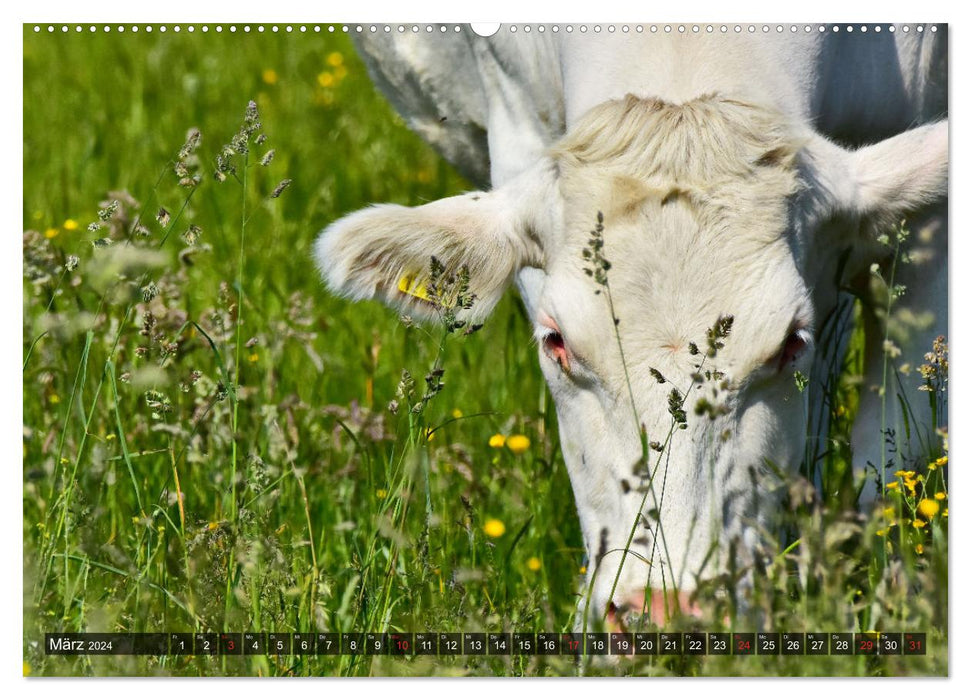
397,273 -> 431,301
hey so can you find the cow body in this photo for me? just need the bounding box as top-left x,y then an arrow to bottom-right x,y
320,26 -> 948,623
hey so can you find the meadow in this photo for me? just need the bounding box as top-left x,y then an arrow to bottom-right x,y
22,25 -> 948,677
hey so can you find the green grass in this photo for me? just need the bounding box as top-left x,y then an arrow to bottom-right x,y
22,26 -> 947,677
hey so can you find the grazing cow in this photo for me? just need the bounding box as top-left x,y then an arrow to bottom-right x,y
315,26 -> 948,623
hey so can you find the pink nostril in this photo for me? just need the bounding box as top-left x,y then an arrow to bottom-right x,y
621,590 -> 703,626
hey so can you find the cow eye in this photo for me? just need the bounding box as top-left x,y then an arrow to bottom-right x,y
541,329 -> 570,372
775,327 -> 812,371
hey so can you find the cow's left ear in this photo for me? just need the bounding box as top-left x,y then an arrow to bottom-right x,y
829,120 -> 949,228
314,161 -> 555,321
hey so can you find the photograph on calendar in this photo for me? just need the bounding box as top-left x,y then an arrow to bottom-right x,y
22,21 -> 948,677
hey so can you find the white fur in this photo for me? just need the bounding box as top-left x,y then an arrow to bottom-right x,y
320,29 -> 948,622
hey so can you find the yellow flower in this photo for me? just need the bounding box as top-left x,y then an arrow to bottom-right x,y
62,218 -> 79,231
882,507 -> 896,520
894,470 -> 915,479
49,394 -> 60,404
936,456 -> 948,467
451,408 -> 463,419
885,481 -> 900,490
483,518 -> 506,538
915,543 -> 924,555
935,492 -> 946,500
917,499 -> 940,519
943,508 -> 948,518
376,488 -> 387,499
579,565 -> 587,575
911,519 -> 927,529
488,434 -> 506,449
44,227 -> 59,239
317,71 -> 335,88
207,522 -> 219,531
507,434 -> 531,455
262,68 -> 278,85
835,405 -> 847,417
23,661 -> 30,676
326,51 -> 344,67
248,353 -> 259,363
876,529 -> 888,537
527,556 -> 541,571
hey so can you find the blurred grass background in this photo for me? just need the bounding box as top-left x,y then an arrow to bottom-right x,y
22,25 -> 947,677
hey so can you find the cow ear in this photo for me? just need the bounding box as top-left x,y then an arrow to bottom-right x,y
314,166 -> 552,321
845,121 -> 949,228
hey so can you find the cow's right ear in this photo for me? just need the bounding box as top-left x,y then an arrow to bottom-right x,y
314,162 -> 555,321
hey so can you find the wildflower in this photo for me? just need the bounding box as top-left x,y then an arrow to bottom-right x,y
507,434 -> 530,455
62,218 -> 79,231
934,492 -> 946,500
181,224 -> 202,246
894,470 -> 915,479
376,488 -> 387,499
527,556 -> 541,571
915,543 -> 924,555
882,507 -> 895,520
579,565 -> 587,575
488,434 -> 506,449
141,281 -> 159,302
903,475 -> 920,495
483,518 -> 506,538
49,394 -> 60,405
262,68 -> 278,85
326,51 -> 343,67
886,481 -> 900,490
943,508 -> 948,518
65,255 -> 79,272
44,227 -> 58,239
260,149 -> 275,166
248,353 -> 259,363
931,455 -> 948,469
270,179 -> 292,198
451,408 -> 463,419
876,529 -> 888,537
917,499 -> 940,519
911,519 -> 927,529
318,71 -> 335,88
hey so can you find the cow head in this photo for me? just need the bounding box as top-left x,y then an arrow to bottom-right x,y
315,95 -> 947,622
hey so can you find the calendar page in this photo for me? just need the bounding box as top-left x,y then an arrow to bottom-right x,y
22,20 -> 948,678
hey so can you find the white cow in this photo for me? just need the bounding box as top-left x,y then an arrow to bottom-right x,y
315,26 -> 948,624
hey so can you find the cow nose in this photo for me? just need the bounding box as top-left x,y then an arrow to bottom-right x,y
607,589 -> 704,630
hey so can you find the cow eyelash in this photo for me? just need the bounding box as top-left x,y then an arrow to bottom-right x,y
774,326 -> 813,371
538,327 -> 570,372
